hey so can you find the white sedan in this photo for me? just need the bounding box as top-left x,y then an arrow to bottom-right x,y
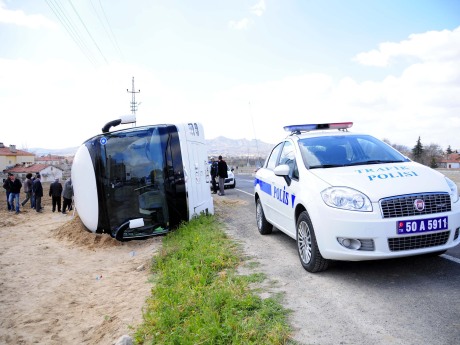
254,122 -> 460,272
210,165 -> 236,189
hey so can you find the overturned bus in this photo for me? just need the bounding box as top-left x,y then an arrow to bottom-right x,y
71,120 -> 214,240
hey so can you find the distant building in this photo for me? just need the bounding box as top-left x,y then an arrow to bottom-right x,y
35,154 -> 67,165
438,153 -> 460,169
5,164 -> 64,183
0,142 -> 35,172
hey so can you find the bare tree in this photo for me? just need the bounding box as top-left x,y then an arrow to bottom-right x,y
383,138 -> 411,156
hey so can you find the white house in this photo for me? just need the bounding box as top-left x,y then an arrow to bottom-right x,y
438,153 -> 460,169
5,164 -> 64,183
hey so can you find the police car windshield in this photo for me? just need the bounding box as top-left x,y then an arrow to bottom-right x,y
298,134 -> 409,169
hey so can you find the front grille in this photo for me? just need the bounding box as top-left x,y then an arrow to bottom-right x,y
388,231 -> 450,251
380,193 -> 451,219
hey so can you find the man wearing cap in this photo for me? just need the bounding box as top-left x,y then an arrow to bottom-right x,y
49,178 -> 63,213
4,173 -> 22,214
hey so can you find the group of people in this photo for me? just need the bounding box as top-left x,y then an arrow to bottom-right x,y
210,155 -> 228,196
2,173 -> 73,214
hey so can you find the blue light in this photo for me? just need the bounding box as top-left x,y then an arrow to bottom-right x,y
283,122 -> 353,133
283,124 -> 317,132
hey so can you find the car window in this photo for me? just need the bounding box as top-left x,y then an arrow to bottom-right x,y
278,141 -> 299,179
298,135 -> 408,168
266,143 -> 283,170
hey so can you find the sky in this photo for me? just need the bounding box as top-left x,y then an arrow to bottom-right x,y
0,0 -> 459,151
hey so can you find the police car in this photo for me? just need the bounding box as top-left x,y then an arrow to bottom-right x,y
254,122 -> 460,272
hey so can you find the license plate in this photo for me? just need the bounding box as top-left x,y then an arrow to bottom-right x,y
397,216 -> 448,235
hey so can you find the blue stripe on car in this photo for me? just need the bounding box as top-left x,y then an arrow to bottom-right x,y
254,178 -> 272,196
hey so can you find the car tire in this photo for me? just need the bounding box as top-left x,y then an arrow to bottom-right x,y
256,198 -> 272,235
296,211 -> 328,273
230,180 -> 236,189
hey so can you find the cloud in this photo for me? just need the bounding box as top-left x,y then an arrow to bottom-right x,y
198,27 -> 460,150
228,0 -> 265,30
0,2 -> 57,29
250,0 -> 266,17
228,18 -> 250,30
354,26 -> 460,67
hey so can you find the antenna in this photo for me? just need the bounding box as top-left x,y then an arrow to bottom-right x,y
249,101 -> 262,168
127,77 -> 140,125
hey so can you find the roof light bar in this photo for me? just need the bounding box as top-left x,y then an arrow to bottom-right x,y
283,122 -> 353,133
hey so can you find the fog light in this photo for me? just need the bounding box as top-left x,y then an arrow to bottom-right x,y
337,237 -> 362,250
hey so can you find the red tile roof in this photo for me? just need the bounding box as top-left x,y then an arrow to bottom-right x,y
0,147 -> 34,156
5,164 -> 51,174
439,153 -> 460,163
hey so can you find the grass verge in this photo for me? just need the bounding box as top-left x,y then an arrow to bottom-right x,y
133,215 -> 292,344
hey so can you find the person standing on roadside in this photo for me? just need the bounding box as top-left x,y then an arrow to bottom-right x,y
49,178 -> 63,213
5,173 -> 22,214
33,174 -> 43,213
210,157 -> 218,194
3,173 -> 12,211
62,178 -> 73,214
21,173 -> 33,208
217,155 -> 228,196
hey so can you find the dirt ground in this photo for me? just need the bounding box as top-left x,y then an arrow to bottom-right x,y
0,184 -> 163,345
1,170 -> 459,345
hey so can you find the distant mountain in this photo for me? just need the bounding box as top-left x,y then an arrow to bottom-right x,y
28,136 -> 274,158
29,147 -> 79,156
206,136 -> 274,158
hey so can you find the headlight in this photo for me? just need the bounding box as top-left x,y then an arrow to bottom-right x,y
445,177 -> 459,203
321,187 -> 372,212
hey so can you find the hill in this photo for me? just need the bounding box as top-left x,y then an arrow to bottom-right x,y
29,137 -> 274,159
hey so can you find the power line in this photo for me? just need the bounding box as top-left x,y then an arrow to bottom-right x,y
67,0 -> 109,64
96,0 -> 125,62
45,0 -> 99,67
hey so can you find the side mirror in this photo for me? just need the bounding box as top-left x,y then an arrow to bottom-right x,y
274,164 -> 289,176
274,164 -> 291,186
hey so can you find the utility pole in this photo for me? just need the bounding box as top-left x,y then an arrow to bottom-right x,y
127,77 -> 140,125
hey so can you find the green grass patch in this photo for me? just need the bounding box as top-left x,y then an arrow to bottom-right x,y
134,215 -> 292,344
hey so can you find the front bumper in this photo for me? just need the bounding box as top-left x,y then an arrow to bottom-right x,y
309,203 -> 460,261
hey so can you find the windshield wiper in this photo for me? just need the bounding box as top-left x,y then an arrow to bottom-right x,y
309,164 -> 346,169
347,160 -> 406,166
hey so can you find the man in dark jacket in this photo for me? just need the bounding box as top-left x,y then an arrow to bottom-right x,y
3,174 -> 12,211
210,157 -> 218,194
217,155 -> 228,196
33,174 -> 44,212
49,178 -> 63,212
4,173 -> 22,213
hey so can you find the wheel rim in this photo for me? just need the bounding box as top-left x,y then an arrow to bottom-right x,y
256,202 -> 262,229
298,220 -> 312,264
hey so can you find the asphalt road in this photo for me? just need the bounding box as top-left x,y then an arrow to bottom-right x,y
217,173 -> 460,345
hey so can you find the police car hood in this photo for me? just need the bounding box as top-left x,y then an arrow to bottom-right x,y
311,162 -> 450,201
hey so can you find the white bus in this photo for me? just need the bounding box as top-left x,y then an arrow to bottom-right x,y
71,122 -> 214,240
